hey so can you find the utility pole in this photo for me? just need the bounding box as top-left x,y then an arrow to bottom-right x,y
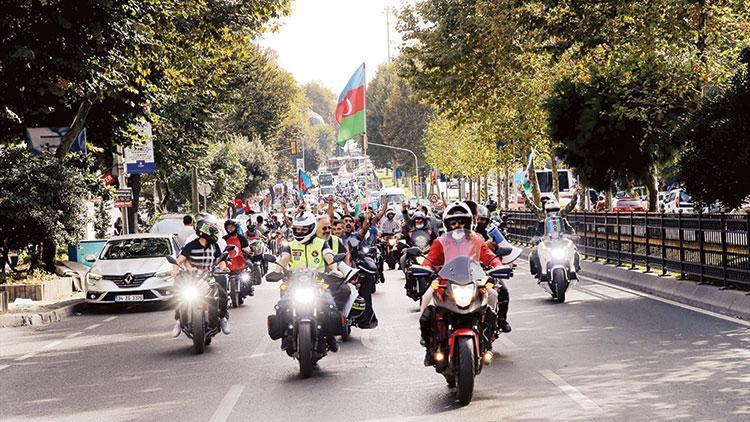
113,146 -> 130,234
191,166 -> 199,214
368,141 -> 420,197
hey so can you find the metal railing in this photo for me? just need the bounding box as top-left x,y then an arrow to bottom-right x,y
502,210 -> 750,290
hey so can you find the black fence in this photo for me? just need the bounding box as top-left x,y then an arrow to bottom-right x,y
503,210 -> 750,290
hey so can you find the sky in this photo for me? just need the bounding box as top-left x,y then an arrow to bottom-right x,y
260,0 -> 406,95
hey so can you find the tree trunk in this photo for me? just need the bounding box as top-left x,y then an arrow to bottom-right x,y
645,169 -> 659,212
495,168 -> 502,206
127,174 -> 141,234
605,188 -> 613,211
468,176 -> 473,201
55,98 -> 93,159
550,154 -> 560,201
41,239 -> 56,272
529,159 -> 542,209
503,166 -> 510,210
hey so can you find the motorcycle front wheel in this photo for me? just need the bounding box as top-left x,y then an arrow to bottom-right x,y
297,321 -> 314,378
553,268 -> 569,303
456,337 -> 475,405
191,306 -> 206,354
230,279 -> 240,308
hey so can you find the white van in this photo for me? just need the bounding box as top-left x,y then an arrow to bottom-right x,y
379,187 -> 407,207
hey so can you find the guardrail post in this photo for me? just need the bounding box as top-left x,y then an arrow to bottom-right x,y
660,210 -> 667,276
698,210 -> 705,284
644,212 -> 652,273
616,211 -> 622,266
678,210 -> 686,279
582,211 -> 588,258
719,210 -> 730,290
604,212 -> 609,263
630,211 -> 636,270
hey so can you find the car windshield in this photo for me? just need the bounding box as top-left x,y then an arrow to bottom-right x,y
617,199 -> 641,207
386,194 -> 406,204
101,238 -> 171,260
150,218 -> 184,235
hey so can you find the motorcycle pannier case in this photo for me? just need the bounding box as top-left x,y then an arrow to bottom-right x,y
267,314 -> 283,340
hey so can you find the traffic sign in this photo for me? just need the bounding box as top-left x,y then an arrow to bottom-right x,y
198,182 -> 212,197
114,188 -> 132,208
429,193 -> 440,204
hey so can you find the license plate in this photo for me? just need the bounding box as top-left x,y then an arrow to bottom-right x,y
115,294 -> 144,302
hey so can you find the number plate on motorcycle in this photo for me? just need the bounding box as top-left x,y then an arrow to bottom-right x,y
115,294 -> 144,302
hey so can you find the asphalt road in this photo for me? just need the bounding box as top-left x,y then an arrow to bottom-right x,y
2,263 -> 749,421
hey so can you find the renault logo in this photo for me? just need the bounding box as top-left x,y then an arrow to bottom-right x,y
123,273 -> 134,285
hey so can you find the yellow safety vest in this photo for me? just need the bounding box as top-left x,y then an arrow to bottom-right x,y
289,237 -> 327,271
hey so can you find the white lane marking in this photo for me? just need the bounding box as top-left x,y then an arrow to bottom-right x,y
84,323 -> 102,331
580,275 -> 750,328
208,384 -> 245,422
518,258 -> 750,328
0,364 -> 9,372
495,335 -> 518,349
42,340 -> 63,349
250,336 -> 271,358
15,352 -> 38,361
539,370 -> 601,411
103,316 -> 118,322
65,332 -> 83,339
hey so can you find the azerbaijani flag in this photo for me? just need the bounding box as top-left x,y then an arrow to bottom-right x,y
335,63 -> 366,146
298,169 -> 313,194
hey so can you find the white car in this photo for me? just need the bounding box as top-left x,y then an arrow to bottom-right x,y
663,188 -> 694,214
84,234 -> 181,304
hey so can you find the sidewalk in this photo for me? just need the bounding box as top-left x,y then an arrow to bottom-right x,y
0,292 -> 85,328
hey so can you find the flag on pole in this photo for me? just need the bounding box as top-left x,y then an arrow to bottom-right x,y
521,150 -> 536,194
298,169 -> 313,194
335,63 -> 366,146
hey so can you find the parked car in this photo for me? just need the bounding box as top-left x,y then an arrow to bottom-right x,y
150,213 -> 186,236
84,234 -> 180,304
663,188 -> 694,214
612,197 -> 646,212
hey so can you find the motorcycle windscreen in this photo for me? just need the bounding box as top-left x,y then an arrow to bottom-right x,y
410,230 -> 431,251
437,255 -> 485,286
545,217 -> 564,239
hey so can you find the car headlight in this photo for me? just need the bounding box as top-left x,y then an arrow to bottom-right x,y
550,247 -> 568,261
451,284 -> 475,308
155,270 -> 172,279
87,273 -> 102,286
240,273 -> 251,282
293,288 -> 315,304
180,285 -> 201,302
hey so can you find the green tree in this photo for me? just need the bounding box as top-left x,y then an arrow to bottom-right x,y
675,61 -> 750,209
304,82 -> 337,125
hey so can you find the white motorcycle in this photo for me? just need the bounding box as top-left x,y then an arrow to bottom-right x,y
531,217 -> 579,303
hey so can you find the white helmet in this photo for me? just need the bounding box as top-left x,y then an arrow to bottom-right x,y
442,202 -> 473,229
385,207 -> 396,217
292,212 -> 317,243
544,198 -> 561,214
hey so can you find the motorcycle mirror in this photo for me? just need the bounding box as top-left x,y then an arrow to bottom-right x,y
406,247 -> 422,257
265,271 -> 284,282
224,245 -> 236,252
263,253 -> 277,263
332,253 -> 346,263
165,255 -> 179,265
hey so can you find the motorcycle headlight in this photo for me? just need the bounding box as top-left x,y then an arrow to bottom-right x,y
240,272 -> 251,282
86,273 -> 102,286
551,247 -> 568,261
294,288 -> 315,304
180,285 -> 200,302
451,284 -> 475,308
361,246 -> 370,254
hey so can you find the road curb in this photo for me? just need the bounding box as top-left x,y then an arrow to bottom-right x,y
518,248 -> 750,321
0,299 -> 86,328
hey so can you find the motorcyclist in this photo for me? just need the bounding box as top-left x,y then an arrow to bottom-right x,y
171,222 -> 231,337
379,207 -> 402,236
223,219 -> 255,297
275,212 -> 342,352
417,202 -> 506,366
529,198 -> 580,280
246,216 -> 267,241
474,205 -> 513,334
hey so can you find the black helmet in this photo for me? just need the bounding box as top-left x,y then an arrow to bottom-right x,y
196,222 -> 219,244
224,219 -> 238,233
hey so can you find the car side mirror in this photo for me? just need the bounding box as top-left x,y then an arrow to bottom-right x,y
165,255 -> 179,265
85,254 -> 97,263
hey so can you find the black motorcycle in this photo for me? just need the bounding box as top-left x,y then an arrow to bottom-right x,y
166,251 -> 230,354
345,235 -> 379,329
401,229 -> 432,302
264,254 -> 348,378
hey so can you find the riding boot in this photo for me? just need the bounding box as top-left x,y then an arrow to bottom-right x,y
419,307 -> 434,366
496,282 -> 511,333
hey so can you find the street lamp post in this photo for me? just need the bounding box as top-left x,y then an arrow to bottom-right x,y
367,141 -> 421,198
